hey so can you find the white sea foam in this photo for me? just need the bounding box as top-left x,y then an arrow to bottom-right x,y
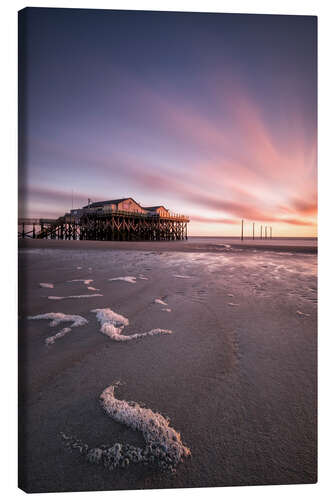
48,294 -> 103,300
87,286 -> 100,291
27,312 -> 88,344
109,276 -> 137,284
69,279 -> 94,285
40,283 -> 54,289
227,293 -> 234,297
92,308 -> 172,342
296,310 -> 310,317
100,384 -> 190,464
46,327 -> 72,345
77,266 -> 82,270
62,383 -> 190,473
227,302 -> 239,307
154,298 -> 168,306
174,275 -> 192,279
162,308 -> 172,313
138,275 -> 148,280
93,308 -> 129,328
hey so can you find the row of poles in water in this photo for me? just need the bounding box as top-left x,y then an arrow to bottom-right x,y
240,220 -> 272,241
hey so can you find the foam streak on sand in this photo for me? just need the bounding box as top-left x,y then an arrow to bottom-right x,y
40,283 -> 54,289
296,310 -> 310,317
92,308 -> 172,342
48,294 -> 103,300
27,312 -> 88,344
46,327 -> 72,345
154,298 -> 168,306
68,279 -> 100,291
69,279 -> 94,285
109,276 -> 137,284
62,383 -> 190,473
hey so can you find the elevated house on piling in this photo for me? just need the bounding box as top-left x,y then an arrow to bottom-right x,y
77,197 -> 147,215
142,205 -> 170,217
71,198 -> 171,218
18,197 -> 189,241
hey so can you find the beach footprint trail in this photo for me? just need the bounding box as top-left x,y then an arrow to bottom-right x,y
62,383 -> 191,473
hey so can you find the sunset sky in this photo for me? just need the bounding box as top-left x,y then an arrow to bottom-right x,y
19,8 -> 317,236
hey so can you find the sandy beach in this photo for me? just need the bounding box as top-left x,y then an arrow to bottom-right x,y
18,239 -> 317,492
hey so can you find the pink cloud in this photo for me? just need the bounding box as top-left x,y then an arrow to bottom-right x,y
25,78 -> 316,235
189,215 -> 239,224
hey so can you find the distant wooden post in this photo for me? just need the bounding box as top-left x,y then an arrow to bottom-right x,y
252,222 -> 255,240
260,225 -> 263,239
241,219 -> 244,241
265,226 -> 267,239
270,227 -> 272,239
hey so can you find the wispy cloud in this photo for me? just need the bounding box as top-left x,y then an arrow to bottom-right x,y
189,215 -> 239,224
24,74 -> 316,235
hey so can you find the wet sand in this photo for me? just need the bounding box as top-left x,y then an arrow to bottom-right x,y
18,240 -> 317,492
19,236 -> 317,254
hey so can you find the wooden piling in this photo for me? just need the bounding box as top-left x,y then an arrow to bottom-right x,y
18,212 -> 189,241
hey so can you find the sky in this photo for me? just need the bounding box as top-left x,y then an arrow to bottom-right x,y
19,8 -> 317,237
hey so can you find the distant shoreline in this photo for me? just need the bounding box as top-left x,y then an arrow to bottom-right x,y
19,238 -> 317,254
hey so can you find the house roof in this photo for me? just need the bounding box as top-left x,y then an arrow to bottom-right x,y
82,198 -> 169,212
82,197 -> 136,209
143,206 -> 168,211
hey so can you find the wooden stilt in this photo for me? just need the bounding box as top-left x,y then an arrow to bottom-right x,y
18,212 -> 189,241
